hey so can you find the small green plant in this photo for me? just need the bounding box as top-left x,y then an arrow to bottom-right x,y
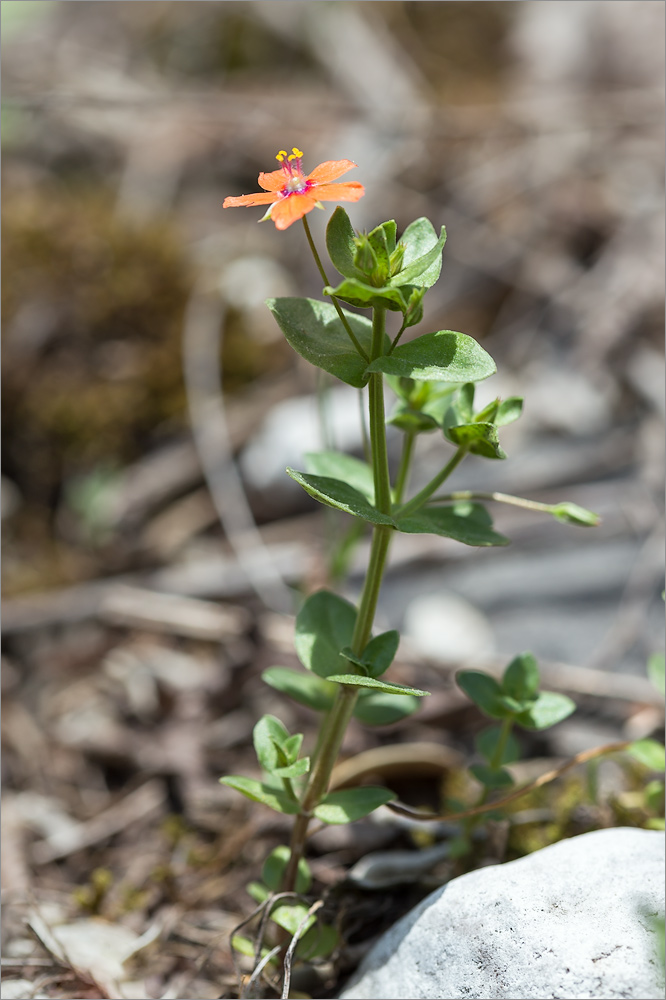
221,148 -> 604,994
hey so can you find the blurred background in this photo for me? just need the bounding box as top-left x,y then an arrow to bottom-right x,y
2,3 -> 664,997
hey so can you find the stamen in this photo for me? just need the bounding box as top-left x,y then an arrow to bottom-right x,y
288,147 -> 304,161
276,150 -> 288,162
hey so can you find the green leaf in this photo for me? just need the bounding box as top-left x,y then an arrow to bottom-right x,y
327,673 -> 430,697
296,922 -> 339,961
391,223 -> 446,288
495,396 -> 524,426
273,758 -> 310,778
270,902 -> 316,936
367,223 -> 391,276
314,786 -> 396,824
366,331 -> 496,383
647,652 -> 665,698
266,297 -> 379,388
304,451 -> 374,503
326,207 -> 363,280
339,646 -> 369,672
283,733 -> 304,763
246,881 -> 269,904
262,846 -> 312,894
252,714 -> 290,772
294,590 -> 357,678
626,739 -> 666,771
551,502 -> 601,527
387,404 -> 440,433
397,217 -> 446,289
457,670 -> 509,719
286,469 -> 395,526
469,763 -> 515,789
363,629 -> 400,677
353,690 -> 421,725
220,776 -> 300,814
397,502 -> 510,547
445,421 -> 506,459
262,666 -> 336,712
514,691 -> 576,730
502,652 -> 540,702
232,933 -> 262,958
324,276 -> 409,312
475,724 -> 521,766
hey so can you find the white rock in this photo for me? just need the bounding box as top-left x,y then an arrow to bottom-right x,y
340,827 -> 665,1000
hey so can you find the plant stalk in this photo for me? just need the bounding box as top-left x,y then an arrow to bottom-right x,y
282,307 -> 394,896
302,216 -> 368,361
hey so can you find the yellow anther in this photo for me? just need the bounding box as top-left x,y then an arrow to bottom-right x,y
288,147 -> 304,160
276,150 -> 288,162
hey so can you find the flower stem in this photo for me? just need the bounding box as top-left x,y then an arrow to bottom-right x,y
301,216 -> 369,361
397,446 -> 468,519
427,489 -> 556,514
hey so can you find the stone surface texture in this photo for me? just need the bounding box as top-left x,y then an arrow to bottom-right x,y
340,827 -> 665,1000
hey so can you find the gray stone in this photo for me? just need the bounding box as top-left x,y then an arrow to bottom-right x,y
340,827 -> 665,1000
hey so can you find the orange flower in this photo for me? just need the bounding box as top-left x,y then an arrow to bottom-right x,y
223,147 -> 364,230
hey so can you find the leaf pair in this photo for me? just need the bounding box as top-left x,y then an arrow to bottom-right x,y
288,461 -> 510,547
457,653 -> 575,730
267,296 -> 497,390
443,382 -> 523,460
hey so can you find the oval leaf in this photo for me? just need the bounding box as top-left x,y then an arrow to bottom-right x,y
262,666 -> 336,712
294,590 -> 357,678
287,469 -> 394,526
363,629 -> 400,677
266,297 -> 376,388
391,223 -> 446,288
469,763 -> 515,789
326,206 -> 364,280
397,502 -> 510,547
626,739 -> 665,771
327,673 -> 430,697
314,786 -> 396,824
397,217 -> 446,289
475,724 -> 522,766
304,451 -> 375,503
219,776 -> 299,814
514,691 -> 576,730
262,846 -> 311,894
502,652 -> 540,702
353,690 -> 421,725
366,331 -> 496,383
324,277 -> 407,312
253,715 -> 289,772
457,670 -> 508,719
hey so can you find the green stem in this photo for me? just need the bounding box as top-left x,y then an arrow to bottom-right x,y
428,489 -> 555,514
393,431 -> 415,505
302,216 -> 369,361
368,308 -> 392,517
282,305 -> 394,897
475,716 -> 514,812
490,717 -> 513,771
397,446 -> 468,519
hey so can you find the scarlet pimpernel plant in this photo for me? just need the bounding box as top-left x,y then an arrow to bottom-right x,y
219,148 -> 629,995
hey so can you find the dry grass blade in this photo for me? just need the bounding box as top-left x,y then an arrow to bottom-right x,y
387,741 -> 632,823
280,899 -> 324,1000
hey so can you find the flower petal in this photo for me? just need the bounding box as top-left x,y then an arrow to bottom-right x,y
223,192 -> 277,208
312,182 -> 365,203
270,193 -> 317,230
258,169 -> 286,192
308,159 -> 358,185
